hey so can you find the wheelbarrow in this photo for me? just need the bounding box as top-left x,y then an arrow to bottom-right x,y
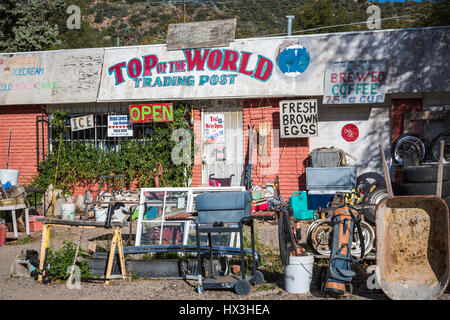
375,142 -> 450,300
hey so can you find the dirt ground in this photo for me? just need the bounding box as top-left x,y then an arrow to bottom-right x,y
1,219 -> 449,300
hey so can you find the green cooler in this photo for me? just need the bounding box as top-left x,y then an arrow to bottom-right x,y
289,191 -> 315,220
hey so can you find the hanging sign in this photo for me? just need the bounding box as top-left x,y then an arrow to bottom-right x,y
107,115 -> 133,137
204,113 -> 225,144
323,59 -> 387,104
129,103 -> 173,123
279,99 -> 318,138
341,123 -> 359,142
70,115 -> 94,131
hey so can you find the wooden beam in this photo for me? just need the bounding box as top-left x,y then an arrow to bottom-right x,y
436,140 -> 444,197
380,144 -> 394,197
166,19 -> 236,50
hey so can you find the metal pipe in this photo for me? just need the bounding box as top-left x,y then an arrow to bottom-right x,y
286,15 -> 295,36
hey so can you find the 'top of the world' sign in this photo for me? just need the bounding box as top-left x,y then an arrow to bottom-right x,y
279,99 -> 318,138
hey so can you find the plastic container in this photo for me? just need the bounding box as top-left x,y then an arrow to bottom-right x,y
0,169 -> 19,186
307,192 -> 335,210
306,166 -> 356,190
28,216 -> 43,232
285,253 -> 314,293
0,220 -> 6,246
95,207 -> 106,222
61,204 -> 75,220
289,191 -> 314,220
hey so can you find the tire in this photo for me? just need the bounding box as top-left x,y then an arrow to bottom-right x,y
403,164 -> 450,183
234,279 -> 251,295
307,219 -> 373,258
278,213 -> 289,266
278,209 -> 297,266
362,182 -> 403,224
250,270 -> 264,285
391,133 -> 428,165
430,133 -> 450,162
404,182 -> 450,197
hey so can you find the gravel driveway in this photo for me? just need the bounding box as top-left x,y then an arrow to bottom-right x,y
0,220 -> 448,300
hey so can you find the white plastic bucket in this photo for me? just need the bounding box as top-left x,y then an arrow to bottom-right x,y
95,207 -> 107,222
285,253 -> 314,294
0,169 -> 19,186
61,203 -> 75,221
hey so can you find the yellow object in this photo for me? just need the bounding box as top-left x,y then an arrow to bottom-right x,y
38,223 -> 127,284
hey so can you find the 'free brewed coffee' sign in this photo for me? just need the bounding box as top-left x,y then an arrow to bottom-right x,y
279,99 -> 318,138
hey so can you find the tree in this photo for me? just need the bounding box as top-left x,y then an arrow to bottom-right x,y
0,0 -> 65,52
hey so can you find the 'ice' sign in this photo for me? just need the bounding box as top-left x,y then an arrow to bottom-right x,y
279,99 -> 318,138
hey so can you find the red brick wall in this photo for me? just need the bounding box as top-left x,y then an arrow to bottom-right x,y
191,99 -> 310,200
243,98 -> 309,199
0,105 -> 47,185
391,98 -> 423,184
391,98 -> 423,141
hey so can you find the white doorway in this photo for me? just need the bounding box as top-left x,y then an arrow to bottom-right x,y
201,106 -> 244,187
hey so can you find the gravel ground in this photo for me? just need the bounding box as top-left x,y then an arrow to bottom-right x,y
0,219 -> 449,300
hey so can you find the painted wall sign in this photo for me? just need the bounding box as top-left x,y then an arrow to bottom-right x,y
341,123 -> 359,142
0,49 -> 104,105
277,44 -> 310,77
70,114 -> 94,131
129,103 -> 174,123
107,115 -> 133,137
107,48 -> 273,88
204,113 -> 225,144
98,38 -> 304,102
279,99 -> 318,138
323,59 -> 387,104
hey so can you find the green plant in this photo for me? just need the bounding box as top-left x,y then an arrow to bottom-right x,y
45,241 -> 95,281
257,282 -> 277,291
153,251 -> 180,259
30,105 -> 194,194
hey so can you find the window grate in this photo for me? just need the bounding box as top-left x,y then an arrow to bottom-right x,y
49,112 -> 158,153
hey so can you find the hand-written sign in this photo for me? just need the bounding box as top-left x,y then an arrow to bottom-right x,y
323,60 -> 387,104
70,115 -> 94,131
129,103 -> 174,123
107,115 -> 133,137
204,113 -> 225,144
279,99 -> 318,138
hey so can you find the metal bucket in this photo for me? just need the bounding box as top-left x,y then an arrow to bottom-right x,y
375,196 -> 449,300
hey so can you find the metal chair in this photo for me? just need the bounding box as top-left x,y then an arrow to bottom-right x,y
208,174 -> 235,187
190,191 -> 263,295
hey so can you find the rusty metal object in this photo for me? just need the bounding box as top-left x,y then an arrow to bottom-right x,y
375,196 -> 450,300
154,162 -> 166,188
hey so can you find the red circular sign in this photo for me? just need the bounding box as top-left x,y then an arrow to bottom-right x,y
341,124 -> 359,142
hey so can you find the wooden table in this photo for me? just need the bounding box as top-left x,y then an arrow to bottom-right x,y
0,203 -> 29,239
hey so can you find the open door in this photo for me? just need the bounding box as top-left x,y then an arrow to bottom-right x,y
201,106 -> 243,187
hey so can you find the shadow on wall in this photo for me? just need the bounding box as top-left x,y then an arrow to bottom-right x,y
316,28 -> 449,93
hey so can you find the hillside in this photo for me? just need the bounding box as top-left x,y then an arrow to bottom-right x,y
78,0 -> 437,47
0,0 -> 448,52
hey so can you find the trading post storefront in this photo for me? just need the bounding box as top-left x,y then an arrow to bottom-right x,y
0,26 -> 448,199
